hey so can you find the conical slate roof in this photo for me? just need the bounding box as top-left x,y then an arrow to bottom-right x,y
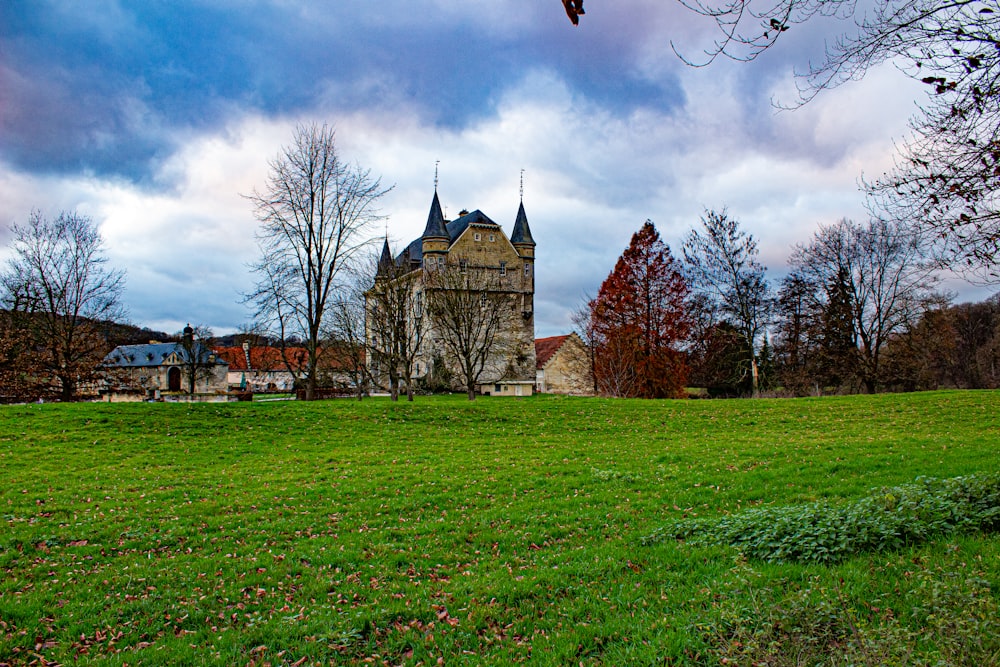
376,237 -> 393,276
510,201 -> 535,246
421,191 -> 449,239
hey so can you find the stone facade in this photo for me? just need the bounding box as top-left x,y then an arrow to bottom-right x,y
103,341 -> 229,394
103,327 -> 229,395
535,333 -> 593,395
368,190 -> 536,395
214,345 -> 303,392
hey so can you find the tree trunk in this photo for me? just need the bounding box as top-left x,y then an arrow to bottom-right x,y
750,356 -> 760,397
59,375 -> 75,402
467,384 -> 476,401
305,369 -> 316,401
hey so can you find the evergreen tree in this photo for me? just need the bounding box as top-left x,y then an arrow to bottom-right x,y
816,267 -> 858,390
590,221 -> 690,398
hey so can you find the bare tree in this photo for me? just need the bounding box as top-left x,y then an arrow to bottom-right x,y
326,270 -> 373,401
233,321 -> 271,349
175,324 -> 220,394
0,210 -> 126,400
570,294 -> 599,395
333,306 -> 371,400
426,263 -> 519,401
683,209 -> 772,396
867,49 -> 1000,279
662,0 -> 1000,277
366,242 -> 427,401
246,123 -> 390,400
790,218 -> 940,393
593,329 -> 642,397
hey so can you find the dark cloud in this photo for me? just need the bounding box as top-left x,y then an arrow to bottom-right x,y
1,1 -> 686,184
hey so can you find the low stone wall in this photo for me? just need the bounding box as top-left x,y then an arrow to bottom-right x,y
101,391 -> 148,403
102,391 -> 238,403
162,393 -> 238,403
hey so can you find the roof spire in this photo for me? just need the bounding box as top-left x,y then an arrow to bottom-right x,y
434,160 -> 440,192
421,189 -> 449,239
377,236 -> 393,277
511,194 -> 535,247
520,168 -> 525,202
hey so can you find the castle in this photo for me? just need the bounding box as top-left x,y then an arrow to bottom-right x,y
367,189 -> 536,396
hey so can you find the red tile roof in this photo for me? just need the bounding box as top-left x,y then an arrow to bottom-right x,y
214,346 -> 308,372
214,345 -> 363,373
535,335 -> 570,369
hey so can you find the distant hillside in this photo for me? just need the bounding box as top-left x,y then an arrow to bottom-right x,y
214,332 -> 282,348
98,320 -> 174,347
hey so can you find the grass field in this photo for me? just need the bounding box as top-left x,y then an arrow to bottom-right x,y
1,391 -> 998,665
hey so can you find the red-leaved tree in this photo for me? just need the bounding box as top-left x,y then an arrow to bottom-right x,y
589,221 -> 690,398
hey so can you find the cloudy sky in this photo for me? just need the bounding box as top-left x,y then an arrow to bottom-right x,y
2,0 -> 991,337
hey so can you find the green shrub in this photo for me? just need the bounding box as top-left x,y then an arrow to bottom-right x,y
643,474 -> 1000,563
698,561 -> 1000,666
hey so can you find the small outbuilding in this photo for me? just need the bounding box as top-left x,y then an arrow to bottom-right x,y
103,332 -> 229,396
213,345 -> 303,392
535,333 -> 593,395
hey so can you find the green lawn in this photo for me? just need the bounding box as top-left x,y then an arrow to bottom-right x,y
1,391 -> 998,665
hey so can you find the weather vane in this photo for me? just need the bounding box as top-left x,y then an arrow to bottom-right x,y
434,160 -> 440,191
520,169 -> 525,201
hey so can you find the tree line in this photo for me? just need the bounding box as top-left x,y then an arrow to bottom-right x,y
2,124 -> 996,402
579,213 -> 999,399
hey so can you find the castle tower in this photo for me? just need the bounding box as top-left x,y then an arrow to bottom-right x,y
420,191 -> 450,267
375,236 -> 394,280
510,200 -> 535,319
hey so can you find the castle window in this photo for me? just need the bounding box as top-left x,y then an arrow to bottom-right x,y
479,293 -> 487,309
474,232 -> 481,241
438,256 -> 445,267
499,261 -> 506,276
460,259 -> 467,273
524,262 -> 531,276
489,234 -> 495,242
415,291 -> 423,318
